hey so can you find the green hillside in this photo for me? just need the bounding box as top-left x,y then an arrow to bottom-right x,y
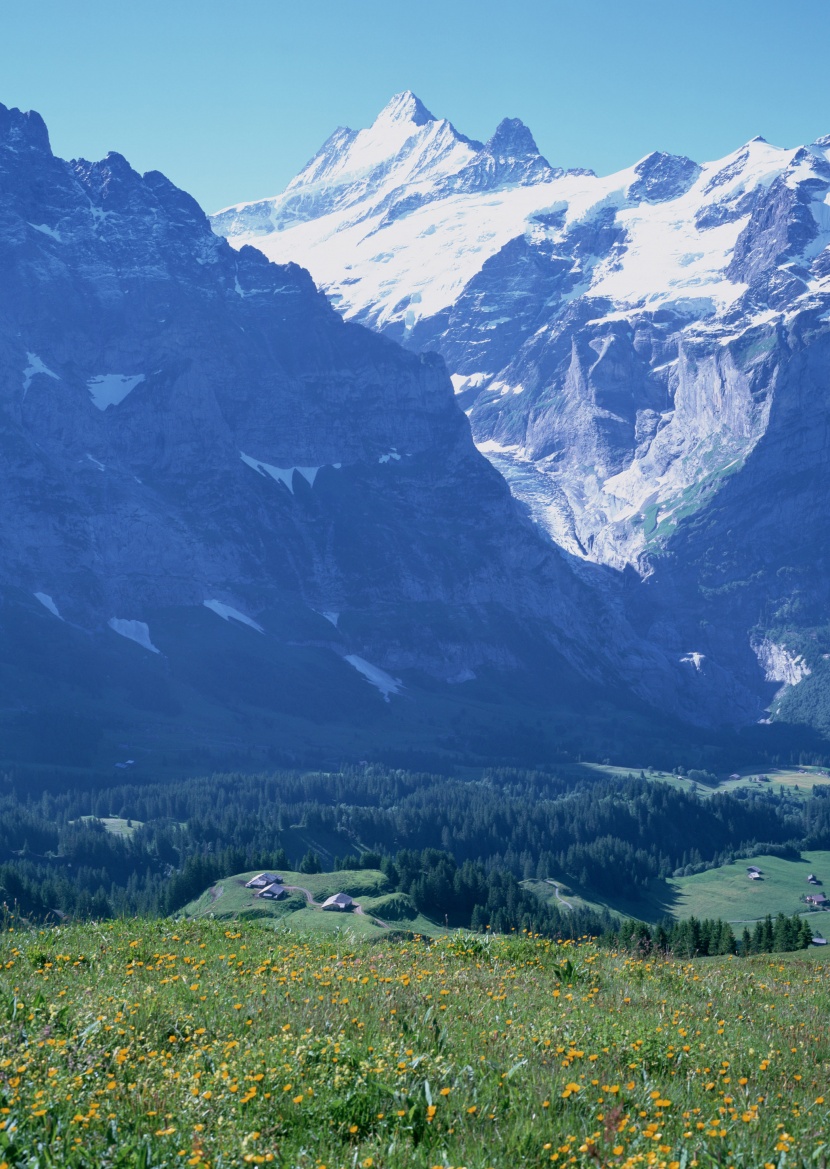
584,761 -> 830,799
181,868 -> 442,937
530,851 -> 830,932
522,878 -> 628,922
669,850 -> 830,925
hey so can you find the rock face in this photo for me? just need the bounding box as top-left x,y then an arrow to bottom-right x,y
1,98 -> 728,762
213,94 -> 830,730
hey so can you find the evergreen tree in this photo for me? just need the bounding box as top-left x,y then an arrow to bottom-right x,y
298,850 -> 322,874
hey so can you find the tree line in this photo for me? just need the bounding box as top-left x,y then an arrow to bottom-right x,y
0,764 -> 825,935
610,911 -> 815,957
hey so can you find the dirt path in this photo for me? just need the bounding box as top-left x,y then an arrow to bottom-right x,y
284,886 -> 390,928
283,885 -> 322,907
354,904 -> 390,928
545,879 -> 574,909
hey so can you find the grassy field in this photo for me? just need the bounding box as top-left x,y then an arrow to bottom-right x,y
522,879 -> 629,923
1,921 -> 829,1168
668,850 -> 830,926
181,869 -> 444,939
584,762 -> 830,800
530,852 -> 830,931
74,816 -> 144,838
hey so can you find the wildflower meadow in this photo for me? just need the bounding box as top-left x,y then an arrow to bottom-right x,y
0,921 -> 827,1168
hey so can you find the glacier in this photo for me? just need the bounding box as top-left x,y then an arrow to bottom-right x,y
213,96 -> 830,573
212,92 -> 830,731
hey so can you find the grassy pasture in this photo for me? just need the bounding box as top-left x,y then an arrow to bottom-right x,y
180,869 -> 442,938
1,920 -> 828,1168
522,878 -> 628,923
668,850 -> 830,926
529,852 -> 830,931
74,815 -> 144,838
584,762 -> 830,800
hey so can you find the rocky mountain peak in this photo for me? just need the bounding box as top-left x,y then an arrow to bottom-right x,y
628,150 -> 701,202
486,117 -> 542,160
0,102 -> 51,155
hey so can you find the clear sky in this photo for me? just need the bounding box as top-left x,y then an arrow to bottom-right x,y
1,0 -> 828,213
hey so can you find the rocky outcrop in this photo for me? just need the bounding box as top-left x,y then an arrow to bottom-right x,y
753,640 -> 811,689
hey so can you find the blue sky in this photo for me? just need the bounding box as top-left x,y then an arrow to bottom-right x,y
1,0 -> 829,212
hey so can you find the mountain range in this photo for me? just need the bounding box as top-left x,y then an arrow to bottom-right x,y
213,92 -> 830,740
0,98 -> 717,774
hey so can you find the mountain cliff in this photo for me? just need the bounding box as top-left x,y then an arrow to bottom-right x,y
213,94 -> 830,734
0,99 -> 720,769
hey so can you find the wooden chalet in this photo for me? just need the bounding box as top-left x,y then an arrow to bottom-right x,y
245,872 -> 282,889
255,883 -> 287,901
321,892 -> 356,912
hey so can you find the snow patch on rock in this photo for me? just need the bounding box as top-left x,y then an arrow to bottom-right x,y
88,374 -> 145,410
23,352 -> 59,396
108,618 -> 159,653
344,654 -> 402,701
240,452 -> 325,492
34,592 -> 61,619
680,652 -> 705,671
203,600 -> 264,633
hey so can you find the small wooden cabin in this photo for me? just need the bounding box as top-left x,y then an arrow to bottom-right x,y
256,883 -> 287,901
321,892 -> 356,912
245,873 -> 282,889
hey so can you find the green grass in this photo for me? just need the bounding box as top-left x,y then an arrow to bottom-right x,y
179,870 -> 445,938
74,816 -> 144,838
531,852 -> 830,930
1,920 -> 829,1167
584,761 -> 830,800
668,850 -> 830,926
182,868 -> 390,915
522,878 -> 628,923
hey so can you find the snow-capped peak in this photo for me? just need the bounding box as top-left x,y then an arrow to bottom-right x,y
373,90 -> 436,129
212,93 -> 479,235
284,90 -> 452,197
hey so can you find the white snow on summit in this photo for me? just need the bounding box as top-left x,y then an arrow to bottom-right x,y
215,92 -> 477,240
213,98 -> 830,575
213,90 -> 805,339
287,91 -> 471,194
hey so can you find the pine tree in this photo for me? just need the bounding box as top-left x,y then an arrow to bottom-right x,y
717,920 -> 736,955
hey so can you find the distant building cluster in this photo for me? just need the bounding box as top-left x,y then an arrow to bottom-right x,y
242,873 -> 359,913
